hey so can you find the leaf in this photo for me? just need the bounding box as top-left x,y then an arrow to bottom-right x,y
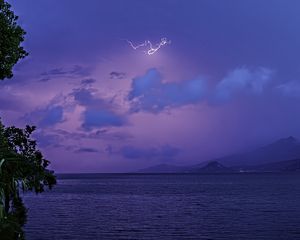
0,158 -> 4,168
0,158 -> 5,174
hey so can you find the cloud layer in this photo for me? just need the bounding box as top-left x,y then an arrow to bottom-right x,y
128,69 -> 206,113
215,67 -> 273,102
118,145 -> 181,160
72,87 -> 126,130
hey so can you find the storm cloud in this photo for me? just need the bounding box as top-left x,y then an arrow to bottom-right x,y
128,68 -> 206,113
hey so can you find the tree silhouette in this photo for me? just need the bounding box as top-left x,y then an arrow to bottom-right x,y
0,0 -> 28,80
0,1 -> 56,239
0,121 -> 57,239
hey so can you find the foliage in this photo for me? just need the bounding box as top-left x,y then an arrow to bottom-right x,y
0,1 -> 56,239
0,120 -> 56,239
0,0 -> 28,80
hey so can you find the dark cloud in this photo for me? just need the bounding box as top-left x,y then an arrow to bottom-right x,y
52,128 -> 132,142
33,129 -> 83,152
39,77 -> 50,82
24,105 -> 64,127
82,109 -> 125,130
39,106 -> 64,127
87,129 -> 131,141
71,87 -> 126,130
33,131 -> 63,148
81,78 -> 96,85
41,68 -> 66,76
75,147 -> 99,153
128,69 -> 206,113
110,71 -> 126,80
128,68 -> 274,113
120,145 -> 181,160
52,129 -> 86,141
41,65 -> 90,79
72,88 -> 105,107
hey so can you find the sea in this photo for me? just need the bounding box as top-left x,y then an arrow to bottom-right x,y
23,173 -> 300,240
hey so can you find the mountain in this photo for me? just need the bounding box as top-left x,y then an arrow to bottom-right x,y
137,161 -> 212,173
137,136 -> 300,173
190,161 -> 233,173
240,158 -> 300,172
217,136 -> 300,166
138,161 -> 233,173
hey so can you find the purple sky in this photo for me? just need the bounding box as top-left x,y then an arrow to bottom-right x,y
1,0 -> 300,172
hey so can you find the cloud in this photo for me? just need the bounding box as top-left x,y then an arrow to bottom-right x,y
276,81 -> 300,97
119,145 -> 181,160
75,147 -> 99,153
40,106 -> 64,127
33,131 -> 63,148
40,65 -> 90,79
34,132 -> 83,153
34,127 -> 127,154
71,87 -> 126,130
52,128 -> 132,142
128,68 -> 206,113
87,129 -> 132,141
110,71 -> 126,80
39,77 -> 50,82
72,88 -> 104,107
215,67 -> 273,102
24,105 -> 64,127
82,109 -> 125,130
81,78 -> 96,85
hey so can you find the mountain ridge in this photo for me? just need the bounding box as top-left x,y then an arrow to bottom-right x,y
138,136 -> 300,173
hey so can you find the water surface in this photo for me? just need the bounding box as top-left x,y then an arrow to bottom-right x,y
24,173 -> 300,239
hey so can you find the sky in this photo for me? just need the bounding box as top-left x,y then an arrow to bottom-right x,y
1,0 -> 300,172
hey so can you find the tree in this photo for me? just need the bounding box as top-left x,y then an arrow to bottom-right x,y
0,2 -> 56,238
0,0 -> 56,240
0,0 -> 28,80
0,120 -> 56,239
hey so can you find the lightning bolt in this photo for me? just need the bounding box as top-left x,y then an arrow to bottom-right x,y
126,37 -> 171,55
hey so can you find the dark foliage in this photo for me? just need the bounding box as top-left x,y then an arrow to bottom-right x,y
0,120 -> 57,239
0,1 -> 56,239
0,0 -> 28,80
